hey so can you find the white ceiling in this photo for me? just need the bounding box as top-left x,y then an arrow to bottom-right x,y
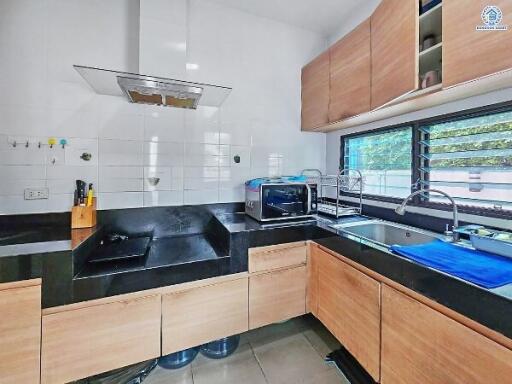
207,0 -> 379,37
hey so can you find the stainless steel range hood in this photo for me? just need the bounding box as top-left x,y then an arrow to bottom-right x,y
74,65 -> 232,109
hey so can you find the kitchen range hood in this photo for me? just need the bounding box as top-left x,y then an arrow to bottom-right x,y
74,65 -> 232,109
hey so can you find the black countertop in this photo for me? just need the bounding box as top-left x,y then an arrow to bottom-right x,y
1,205 -> 511,340
0,226 -> 71,246
76,234 -> 228,279
214,212 -> 512,339
0,225 -> 76,284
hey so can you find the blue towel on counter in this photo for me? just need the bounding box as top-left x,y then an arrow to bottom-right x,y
390,240 -> 512,289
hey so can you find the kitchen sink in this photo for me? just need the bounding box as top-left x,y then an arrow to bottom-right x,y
330,220 -> 442,248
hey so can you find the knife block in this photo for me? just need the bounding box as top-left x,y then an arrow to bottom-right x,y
71,198 -> 97,229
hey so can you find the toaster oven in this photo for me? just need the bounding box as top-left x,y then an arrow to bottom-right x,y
245,178 -> 317,222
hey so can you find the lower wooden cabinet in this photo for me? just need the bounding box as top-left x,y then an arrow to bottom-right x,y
249,242 -> 307,273
0,281 -> 41,384
381,285 -> 512,384
162,277 -> 249,355
306,243 -> 319,316
316,247 -> 381,381
41,294 -> 161,384
249,265 -> 306,329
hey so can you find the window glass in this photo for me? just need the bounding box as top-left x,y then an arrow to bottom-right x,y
420,110 -> 512,211
343,127 -> 412,198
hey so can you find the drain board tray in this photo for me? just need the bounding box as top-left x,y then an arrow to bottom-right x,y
317,202 -> 361,218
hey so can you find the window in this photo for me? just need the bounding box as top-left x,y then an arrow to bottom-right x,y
419,110 -> 512,212
340,103 -> 512,216
343,127 -> 412,198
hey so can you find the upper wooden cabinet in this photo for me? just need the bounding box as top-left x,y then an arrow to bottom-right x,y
381,285 -> 512,384
443,0 -> 512,87
329,18 -> 372,122
0,281 -> 41,384
316,247 -> 381,381
301,51 -> 330,131
371,0 -> 419,109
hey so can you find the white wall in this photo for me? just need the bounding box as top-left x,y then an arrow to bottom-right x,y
327,0 -> 379,45
0,0 -> 327,214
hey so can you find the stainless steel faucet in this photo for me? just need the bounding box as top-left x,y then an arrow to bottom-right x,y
395,189 -> 460,242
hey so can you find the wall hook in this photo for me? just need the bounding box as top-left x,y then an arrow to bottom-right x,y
48,137 -> 56,149
38,142 -> 42,148
25,140 -> 29,148
59,138 -> 68,149
12,141 -> 16,148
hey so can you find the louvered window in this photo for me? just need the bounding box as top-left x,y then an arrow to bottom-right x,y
419,109 -> 512,212
341,103 -> 512,216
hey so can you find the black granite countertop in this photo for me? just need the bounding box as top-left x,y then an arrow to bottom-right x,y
76,234 -> 228,279
0,226 -> 71,246
214,212 -> 512,339
1,204 -> 511,340
0,225 -> 78,284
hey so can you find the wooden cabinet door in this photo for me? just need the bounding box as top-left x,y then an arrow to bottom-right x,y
42,295 -> 161,384
249,265 -> 306,329
371,0 -> 419,109
316,247 -> 343,337
381,285 -> 512,384
306,244 -> 319,316
316,248 -> 381,381
444,1 -> 512,87
249,242 -> 307,273
301,51 -> 330,131
0,283 -> 41,384
162,277 -> 249,355
329,18 -> 371,122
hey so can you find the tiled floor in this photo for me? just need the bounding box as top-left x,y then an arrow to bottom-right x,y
144,315 -> 350,384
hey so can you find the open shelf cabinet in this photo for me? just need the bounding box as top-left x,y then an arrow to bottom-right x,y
418,1 -> 442,90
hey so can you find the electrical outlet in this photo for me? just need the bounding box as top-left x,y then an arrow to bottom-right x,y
24,188 -> 49,200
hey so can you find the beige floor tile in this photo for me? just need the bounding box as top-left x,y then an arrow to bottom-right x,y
252,333 -> 334,384
192,343 -> 267,384
245,318 -> 307,348
143,365 -> 193,384
302,320 -> 341,359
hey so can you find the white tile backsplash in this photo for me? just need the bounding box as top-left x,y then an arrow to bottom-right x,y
144,107 -> 185,142
98,192 -> 144,210
0,179 -> 46,196
98,112 -> 144,141
143,190 -> 183,207
184,188 -> 219,205
0,165 -> 46,180
0,0 -> 326,213
99,139 -> 144,167
99,166 -> 143,180
143,167 -> 173,191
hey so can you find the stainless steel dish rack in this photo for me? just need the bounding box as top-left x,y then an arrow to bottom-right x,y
301,169 -> 363,218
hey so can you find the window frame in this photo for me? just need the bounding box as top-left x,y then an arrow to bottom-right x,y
339,100 -> 512,220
